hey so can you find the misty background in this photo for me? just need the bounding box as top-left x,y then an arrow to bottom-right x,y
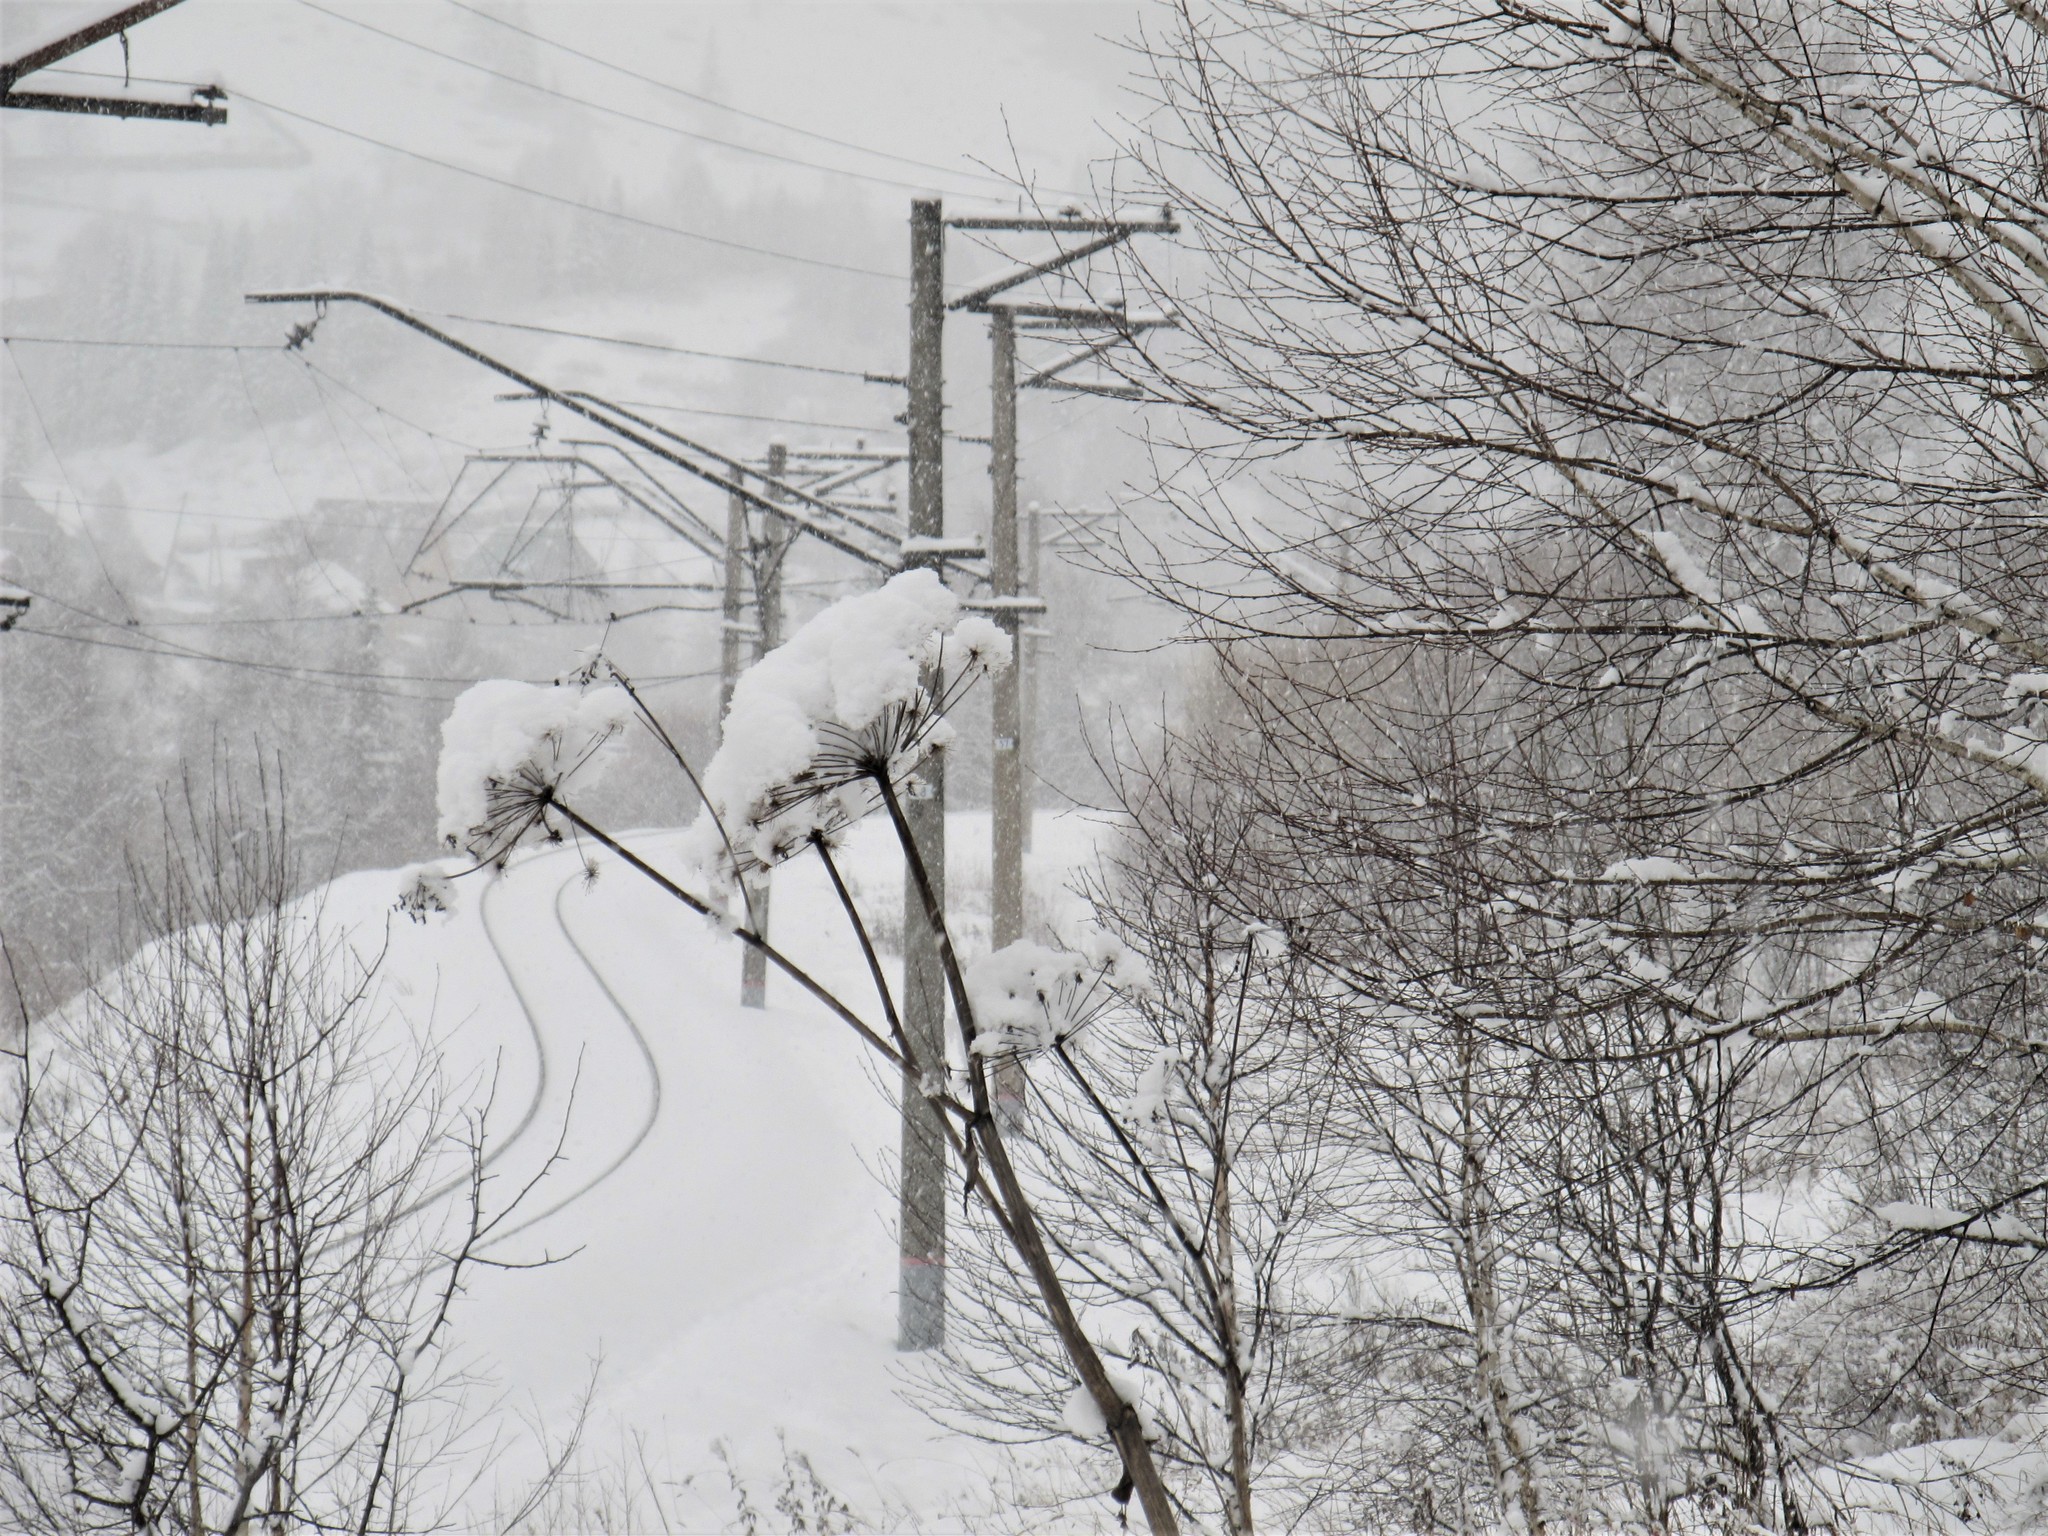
1,0 -> 1187,995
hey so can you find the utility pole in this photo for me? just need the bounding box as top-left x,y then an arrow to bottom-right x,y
956,229 -> 1175,989
988,309 -> 1023,948
719,479 -> 749,717
1021,500 -> 1042,856
739,441 -> 793,1010
890,203 -> 1176,1349
987,309 -> 1029,1126
898,198 -> 950,1353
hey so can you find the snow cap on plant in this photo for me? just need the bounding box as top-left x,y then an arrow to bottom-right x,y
395,862 -> 459,923
434,679 -> 636,867
1080,924 -> 1154,997
966,931 -> 1139,1056
686,569 -> 1009,904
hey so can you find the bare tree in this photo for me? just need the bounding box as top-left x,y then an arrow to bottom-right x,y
910,731 -> 1366,1534
1055,0 -> 2048,1524
1,759 -> 531,1535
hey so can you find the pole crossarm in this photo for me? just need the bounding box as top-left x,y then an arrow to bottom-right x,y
2,0 -> 225,121
755,455 -> 900,504
898,537 -> 988,570
995,301 -> 1154,326
806,464 -> 896,499
1006,308 -> 1174,399
947,229 -> 1137,314
1021,336 -> 1129,390
246,291 -> 904,571
960,595 -> 1049,615
945,210 -> 1176,312
446,578 -> 720,593
785,447 -> 906,464
2,90 -> 224,122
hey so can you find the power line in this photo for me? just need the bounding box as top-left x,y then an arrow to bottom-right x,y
1,491 -> 726,552
295,0 -> 1017,203
425,310 -> 878,380
4,340 -> 140,623
602,398 -> 907,436
2,334 -> 253,351
600,396 -> 995,446
439,0 -> 1087,202
15,582 -> 479,686
41,65 -> 197,89
293,354 -> 485,459
15,586 -> 728,694
20,621 -> 722,697
3,325 -> 909,440
15,624 -> 465,702
230,90 -> 907,284
1,335 -> 494,457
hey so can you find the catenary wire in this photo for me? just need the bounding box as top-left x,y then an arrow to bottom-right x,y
439,0 -> 1093,202
1,335 -> 495,455
1,491 -> 734,555
295,0 -> 1022,204
15,585 -> 728,694
5,340 -> 140,622
423,312 -> 881,381
229,90 -> 907,284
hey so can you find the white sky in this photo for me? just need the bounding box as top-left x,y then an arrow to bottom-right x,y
3,0 -> 1178,537
3,1 -> 1160,294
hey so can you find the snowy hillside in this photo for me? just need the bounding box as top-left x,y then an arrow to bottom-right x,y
343,812 -> 1112,1532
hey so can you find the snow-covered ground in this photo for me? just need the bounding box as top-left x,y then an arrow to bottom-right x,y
343,810 -> 1114,1531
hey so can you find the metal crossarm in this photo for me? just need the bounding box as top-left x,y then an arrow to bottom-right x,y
2,1 -> 225,122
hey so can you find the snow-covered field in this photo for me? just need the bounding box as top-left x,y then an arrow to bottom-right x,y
343,811 -> 1112,1531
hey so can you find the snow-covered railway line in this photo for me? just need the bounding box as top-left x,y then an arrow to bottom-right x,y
387,868 -> 557,1225
473,867 -> 666,1247
397,843 -> 667,1244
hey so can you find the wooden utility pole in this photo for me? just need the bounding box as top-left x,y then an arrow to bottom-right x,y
1021,501 -> 1041,855
898,198 -> 950,1352
988,308 -> 1025,951
890,203 -> 1175,1349
970,286 -> 1174,976
987,309 -> 1029,1126
739,441 -> 792,1010
718,478 -> 750,718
